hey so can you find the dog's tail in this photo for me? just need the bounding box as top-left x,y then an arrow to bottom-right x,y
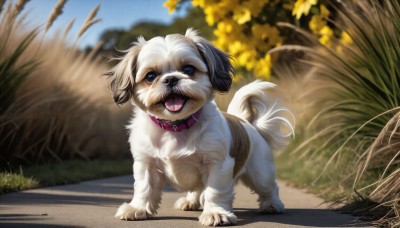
227,80 -> 294,148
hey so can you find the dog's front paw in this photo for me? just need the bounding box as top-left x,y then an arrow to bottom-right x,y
174,196 -> 201,211
115,202 -> 151,221
199,209 -> 237,226
259,198 -> 285,214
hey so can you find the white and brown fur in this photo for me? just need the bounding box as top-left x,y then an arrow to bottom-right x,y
106,29 -> 294,226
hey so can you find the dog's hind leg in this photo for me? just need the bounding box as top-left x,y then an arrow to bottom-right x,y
174,191 -> 201,211
242,174 -> 284,214
240,145 -> 284,214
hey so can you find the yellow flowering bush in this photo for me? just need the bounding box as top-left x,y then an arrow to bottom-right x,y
164,0 -> 350,80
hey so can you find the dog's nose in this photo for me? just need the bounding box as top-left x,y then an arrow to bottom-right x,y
163,76 -> 179,87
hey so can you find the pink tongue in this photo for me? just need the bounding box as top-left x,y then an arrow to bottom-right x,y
165,96 -> 185,112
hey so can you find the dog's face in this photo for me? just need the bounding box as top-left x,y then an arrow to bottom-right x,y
106,29 -> 234,121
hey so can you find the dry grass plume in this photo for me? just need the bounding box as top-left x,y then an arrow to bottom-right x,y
63,18 -> 75,38
45,0 -> 67,32
11,0 -> 29,19
77,4 -> 101,38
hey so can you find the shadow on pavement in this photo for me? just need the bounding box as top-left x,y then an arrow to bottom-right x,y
0,191 -> 123,206
0,223 -> 83,228
0,176 -> 371,227
235,208 -> 368,227
0,214 -> 84,227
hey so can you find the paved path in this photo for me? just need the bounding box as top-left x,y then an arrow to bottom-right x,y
0,175 -> 372,227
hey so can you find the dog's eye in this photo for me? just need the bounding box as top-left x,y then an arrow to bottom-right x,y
145,71 -> 157,84
182,65 -> 195,76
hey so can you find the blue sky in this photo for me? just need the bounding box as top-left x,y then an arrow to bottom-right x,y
20,0 -> 188,48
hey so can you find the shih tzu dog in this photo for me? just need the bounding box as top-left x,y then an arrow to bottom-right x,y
106,29 -> 294,226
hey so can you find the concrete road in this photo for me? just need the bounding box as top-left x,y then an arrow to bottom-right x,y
0,175 -> 372,227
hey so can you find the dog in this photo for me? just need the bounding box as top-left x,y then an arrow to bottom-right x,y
106,29 -> 294,226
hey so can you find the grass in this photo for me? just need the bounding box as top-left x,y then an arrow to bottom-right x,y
271,0 -> 400,226
0,159 -> 132,194
0,0 -> 131,166
0,29 -> 39,114
0,172 -> 39,194
0,1 -> 40,115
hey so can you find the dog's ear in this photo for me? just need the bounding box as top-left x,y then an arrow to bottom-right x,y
105,38 -> 144,105
185,28 -> 234,93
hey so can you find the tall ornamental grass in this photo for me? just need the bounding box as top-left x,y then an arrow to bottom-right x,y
272,0 -> 399,226
0,0 -> 130,166
0,0 -> 37,114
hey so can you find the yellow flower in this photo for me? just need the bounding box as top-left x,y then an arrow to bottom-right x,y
309,4 -> 329,34
320,4 -> 329,17
237,50 -> 257,71
243,0 -> 269,17
233,7 -> 252,24
254,54 -> 272,80
204,7 -> 218,25
266,26 -> 282,46
252,24 -> 282,47
318,25 -> 333,46
192,0 -> 205,7
292,0 -> 318,20
201,0 -> 238,25
340,31 -> 352,45
163,0 -> 179,14
309,15 -> 326,34
319,35 -> 331,47
228,41 -> 245,55
319,25 -> 333,36
336,31 -> 353,53
214,20 -> 244,51
252,24 -> 269,40
192,0 -> 218,7
214,21 -> 233,35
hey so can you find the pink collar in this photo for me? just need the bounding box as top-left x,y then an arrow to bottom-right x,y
149,109 -> 202,132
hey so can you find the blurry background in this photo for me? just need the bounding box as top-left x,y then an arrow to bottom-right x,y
25,0 -> 189,49
0,0 -> 398,226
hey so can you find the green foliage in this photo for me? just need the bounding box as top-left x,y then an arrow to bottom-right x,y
0,29 -> 39,114
0,159 -> 132,194
0,172 -> 39,194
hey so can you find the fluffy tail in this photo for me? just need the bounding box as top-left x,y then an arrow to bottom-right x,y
227,80 -> 295,148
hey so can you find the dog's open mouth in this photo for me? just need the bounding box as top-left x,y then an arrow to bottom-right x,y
163,94 -> 188,112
